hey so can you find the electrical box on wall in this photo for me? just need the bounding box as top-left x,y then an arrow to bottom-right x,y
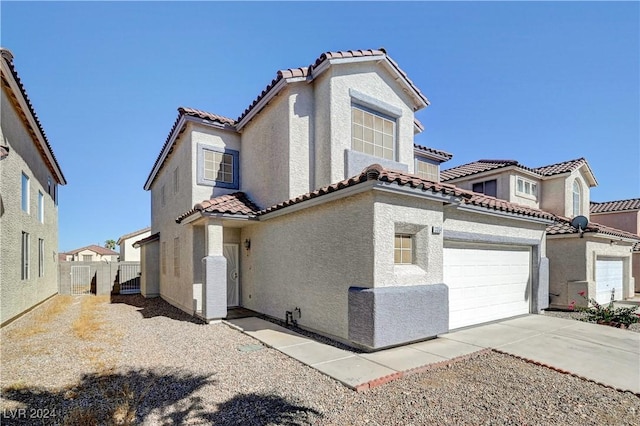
431,226 -> 442,235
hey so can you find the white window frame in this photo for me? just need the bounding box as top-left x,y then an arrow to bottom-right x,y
573,180 -> 582,217
21,231 -> 30,280
414,158 -> 439,182
38,191 -> 44,223
38,238 -> 44,277
82,254 -> 93,262
351,105 -> 396,161
394,234 -> 414,265
197,144 -> 240,189
21,173 -> 29,213
516,177 -> 538,199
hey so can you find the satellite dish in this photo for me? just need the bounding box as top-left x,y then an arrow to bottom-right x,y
571,215 -> 589,237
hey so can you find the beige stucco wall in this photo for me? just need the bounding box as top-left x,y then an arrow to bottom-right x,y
451,171 -> 512,202
191,125 -> 241,205
547,235 -> 635,308
239,191 -> 376,342
590,211 -> 639,235
1,87 -> 60,325
150,126 -> 197,313
540,170 -> 591,219
372,191 -> 444,287
119,230 -> 151,262
314,62 -> 417,189
240,88 -> 292,209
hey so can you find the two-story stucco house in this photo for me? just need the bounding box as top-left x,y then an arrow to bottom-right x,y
139,49 -> 558,351
441,158 -> 639,309
1,48 -> 67,326
60,244 -> 120,262
590,199 -> 640,292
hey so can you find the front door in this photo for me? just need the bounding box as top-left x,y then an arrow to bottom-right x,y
223,244 -> 240,307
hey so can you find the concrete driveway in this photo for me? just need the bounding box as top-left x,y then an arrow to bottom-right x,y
441,315 -> 640,394
228,315 -> 640,393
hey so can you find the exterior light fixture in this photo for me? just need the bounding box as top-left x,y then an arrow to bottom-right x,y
244,239 -> 251,250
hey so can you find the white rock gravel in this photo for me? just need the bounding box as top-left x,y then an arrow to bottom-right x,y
1,295 -> 638,425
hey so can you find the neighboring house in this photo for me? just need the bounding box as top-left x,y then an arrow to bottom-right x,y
590,199 -> 640,292
117,227 -> 151,261
139,49 -> 556,351
441,159 -> 639,309
0,48 -> 67,326
61,245 -> 119,262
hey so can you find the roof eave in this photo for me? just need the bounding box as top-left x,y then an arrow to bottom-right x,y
1,60 -> 66,185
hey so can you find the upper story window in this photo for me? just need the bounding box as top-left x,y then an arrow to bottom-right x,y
197,144 -> 239,189
173,167 -> 179,193
38,191 -> 44,223
572,180 -> 582,217
472,179 -> 497,197
21,173 -> 29,213
351,106 -> 395,161
415,158 -> 439,182
516,177 -> 537,198
161,185 -> 166,207
83,254 -> 92,262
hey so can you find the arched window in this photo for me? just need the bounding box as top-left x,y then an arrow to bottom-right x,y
572,180 -> 581,217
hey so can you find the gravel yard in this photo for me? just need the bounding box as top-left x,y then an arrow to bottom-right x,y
1,295 -> 639,425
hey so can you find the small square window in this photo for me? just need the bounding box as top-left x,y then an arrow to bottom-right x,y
394,234 -> 413,265
516,177 -> 538,198
415,158 -> 439,182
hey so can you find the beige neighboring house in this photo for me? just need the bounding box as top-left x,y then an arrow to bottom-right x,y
590,199 -> 640,292
117,227 -> 150,262
138,48 -> 558,351
0,48 -> 67,326
441,159 -> 639,309
61,245 -> 119,262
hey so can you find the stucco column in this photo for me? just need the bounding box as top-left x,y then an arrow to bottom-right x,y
202,219 -> 227,320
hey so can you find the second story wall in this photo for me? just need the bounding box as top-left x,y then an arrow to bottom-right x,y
590,211 -> 639,234
540,170 -> 591,219
314,61 -> 418,189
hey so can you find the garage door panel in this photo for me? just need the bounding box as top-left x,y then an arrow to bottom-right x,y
444,244 -> 531,330
595,259 -> 623,305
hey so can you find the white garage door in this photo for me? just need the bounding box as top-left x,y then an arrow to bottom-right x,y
595,258 -> 623,305
444,243 -> 532,330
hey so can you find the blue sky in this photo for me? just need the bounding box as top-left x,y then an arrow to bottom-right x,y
2,1 -> 638,252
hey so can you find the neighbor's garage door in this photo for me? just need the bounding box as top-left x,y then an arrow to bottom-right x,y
595,258 -> 624,305
444,243 -> 532,330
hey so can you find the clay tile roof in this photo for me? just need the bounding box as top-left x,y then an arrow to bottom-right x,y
634,242 -> 640,252
461,193 -> 556,221
440,160 -> 521,181
258,164 -> 555,221
547,216 -> 640,241
68,244 -> 119,256
1,47 -> 66,184
176,192 -> 261,223
117,227 -> 151,244
533,157 -> 587,176
145,107 -> 236,189
179,107 -> 235,126
414,144 -> 453,162
236,48 -> 428,125
590,198 -> 640,213
133,232 -> 159,248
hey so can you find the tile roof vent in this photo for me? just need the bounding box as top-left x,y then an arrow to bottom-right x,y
364,164 -> 384,180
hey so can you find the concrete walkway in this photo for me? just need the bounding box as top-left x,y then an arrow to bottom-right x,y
227,315 -> 640,393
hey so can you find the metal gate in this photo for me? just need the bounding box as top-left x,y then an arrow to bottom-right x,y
119,263 -> 141,294
70,265 -> 91,295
